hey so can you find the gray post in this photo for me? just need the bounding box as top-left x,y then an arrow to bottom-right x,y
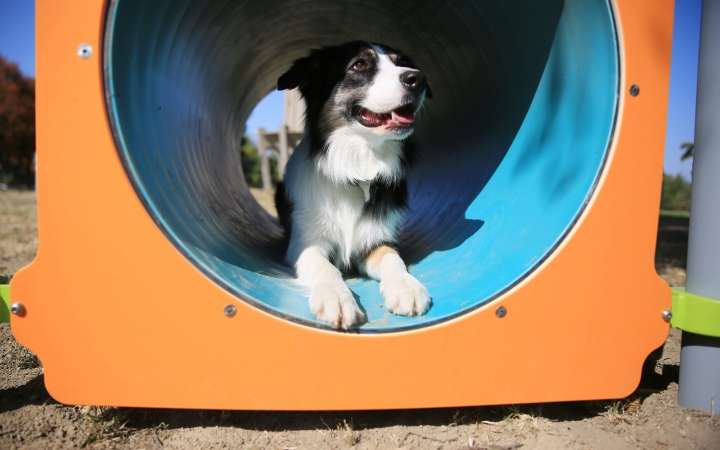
257,128 -> 272,191
678,0 -> 720,413
278,124 -> 289,179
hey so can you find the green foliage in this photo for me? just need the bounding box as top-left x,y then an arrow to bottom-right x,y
660,209 -> 690,219
0,55 -> 35,187
240,135 -> 279,188
660,173 -> 692,212
240,136 -> 261,188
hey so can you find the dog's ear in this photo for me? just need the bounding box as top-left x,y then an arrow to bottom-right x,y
425,82 -> 434,100
277,55 -> 314,91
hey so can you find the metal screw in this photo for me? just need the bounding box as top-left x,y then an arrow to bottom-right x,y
495,306 -> 507,318
77,44 -> 93,59
10,302 -> 25,315
629,84 -> 640,96
223,304 -> 237,318
662,310 -> 672,322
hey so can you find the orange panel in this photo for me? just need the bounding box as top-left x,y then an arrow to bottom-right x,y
10,0 -> 673,409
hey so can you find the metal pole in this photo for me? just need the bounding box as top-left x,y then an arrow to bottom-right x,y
257,128 -> 272,191
278,124 -> 289,179
678,0 -> 720,412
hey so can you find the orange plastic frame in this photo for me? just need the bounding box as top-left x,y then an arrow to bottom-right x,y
11,0 -> 673,410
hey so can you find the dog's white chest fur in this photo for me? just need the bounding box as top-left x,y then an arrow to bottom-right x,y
283,131 -> 405,267
317,127 -> 405,183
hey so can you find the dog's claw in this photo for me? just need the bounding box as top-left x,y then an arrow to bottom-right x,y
309,283 -> 365,329
380,272 -> 431,317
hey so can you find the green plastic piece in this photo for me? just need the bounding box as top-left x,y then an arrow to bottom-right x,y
0,285 -> 9,324
671,287 -> 720,338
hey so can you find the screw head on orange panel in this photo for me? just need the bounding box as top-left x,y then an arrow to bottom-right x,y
10,302 -> 25,316
77,44 -> 93,59
223,304 -> 237,318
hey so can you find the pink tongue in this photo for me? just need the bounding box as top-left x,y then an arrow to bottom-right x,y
361,110 -> 384,126
392,109 -> 415,125
362,108 -> 415,127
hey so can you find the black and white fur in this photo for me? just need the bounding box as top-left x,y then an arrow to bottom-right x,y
276,41 -> 433,329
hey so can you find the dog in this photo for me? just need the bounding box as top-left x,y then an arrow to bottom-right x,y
275,41 -> 433,329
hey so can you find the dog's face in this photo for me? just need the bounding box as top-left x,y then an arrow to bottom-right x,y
277,41 -> 432,143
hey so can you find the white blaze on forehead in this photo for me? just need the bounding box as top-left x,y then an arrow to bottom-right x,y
361,45 -> 419,113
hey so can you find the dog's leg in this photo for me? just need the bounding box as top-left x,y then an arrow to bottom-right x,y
296,246 -> 365,329
361,246 -> 430,316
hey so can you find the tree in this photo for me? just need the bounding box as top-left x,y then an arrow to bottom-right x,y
660,173 -> 692,212
0,55 -> 35,187
680,142 -> 694,161
240,135 -> 261,188
240,135 -> 279,189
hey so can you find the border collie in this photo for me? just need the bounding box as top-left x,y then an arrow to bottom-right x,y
275,41 -> 433,329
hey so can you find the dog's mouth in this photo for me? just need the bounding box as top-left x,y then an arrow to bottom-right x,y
355,104 -> 416,130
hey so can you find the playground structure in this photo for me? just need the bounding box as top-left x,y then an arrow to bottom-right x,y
0,0 -> 715,411
256,89 -> 304,191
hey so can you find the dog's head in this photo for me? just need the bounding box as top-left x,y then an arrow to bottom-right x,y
277,41 -> 432,145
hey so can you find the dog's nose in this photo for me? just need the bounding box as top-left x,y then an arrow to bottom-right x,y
400,71 -> 425,91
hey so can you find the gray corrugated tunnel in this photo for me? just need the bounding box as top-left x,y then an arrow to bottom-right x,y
105,0 -> 618,331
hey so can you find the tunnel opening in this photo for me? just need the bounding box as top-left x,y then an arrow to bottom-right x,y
104,0 -> 619,331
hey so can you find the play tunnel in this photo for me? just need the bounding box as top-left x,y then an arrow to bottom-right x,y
104,0 -> 618,331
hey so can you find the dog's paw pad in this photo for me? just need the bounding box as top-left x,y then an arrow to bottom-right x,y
380,273 -> 431,317
309,284 -> 365,329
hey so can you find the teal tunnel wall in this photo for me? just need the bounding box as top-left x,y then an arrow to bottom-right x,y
105,0 -> 618,331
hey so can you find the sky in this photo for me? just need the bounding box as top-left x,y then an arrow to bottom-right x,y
0,0 -> 701,180
664,0 -> 702,180
0,1 -> 34,78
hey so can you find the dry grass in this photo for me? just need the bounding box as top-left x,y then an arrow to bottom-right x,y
249,187 -> 277,217
0,338 -> 40,370
0,190 -> 37,276
601,398 -> 646,426
81,408 -> 133,448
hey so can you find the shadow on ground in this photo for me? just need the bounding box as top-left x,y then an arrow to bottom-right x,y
655,215 -> 689,270
1,347 -> 679,433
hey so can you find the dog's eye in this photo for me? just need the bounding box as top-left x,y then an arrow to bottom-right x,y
352,59 -> 368,71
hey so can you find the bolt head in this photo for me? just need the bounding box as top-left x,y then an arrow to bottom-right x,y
223,304 -> 237,318
77,44 -> 93,59
495,306 -> 507,318
629,84 -> 640,96
10,302 -> 25,316
662,310 -> 672,321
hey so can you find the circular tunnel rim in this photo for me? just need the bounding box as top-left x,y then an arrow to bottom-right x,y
101,0 -> 622,333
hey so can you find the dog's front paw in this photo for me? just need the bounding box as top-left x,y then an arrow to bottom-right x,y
380,272 -> 431,317
309,283 -> 365,329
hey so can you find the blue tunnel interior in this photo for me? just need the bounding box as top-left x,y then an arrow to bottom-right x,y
105,0 -> 618,331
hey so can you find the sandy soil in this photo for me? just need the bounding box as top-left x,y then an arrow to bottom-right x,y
1,190 -> 718,449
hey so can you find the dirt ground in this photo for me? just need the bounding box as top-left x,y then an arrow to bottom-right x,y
1,190 -> 718,449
